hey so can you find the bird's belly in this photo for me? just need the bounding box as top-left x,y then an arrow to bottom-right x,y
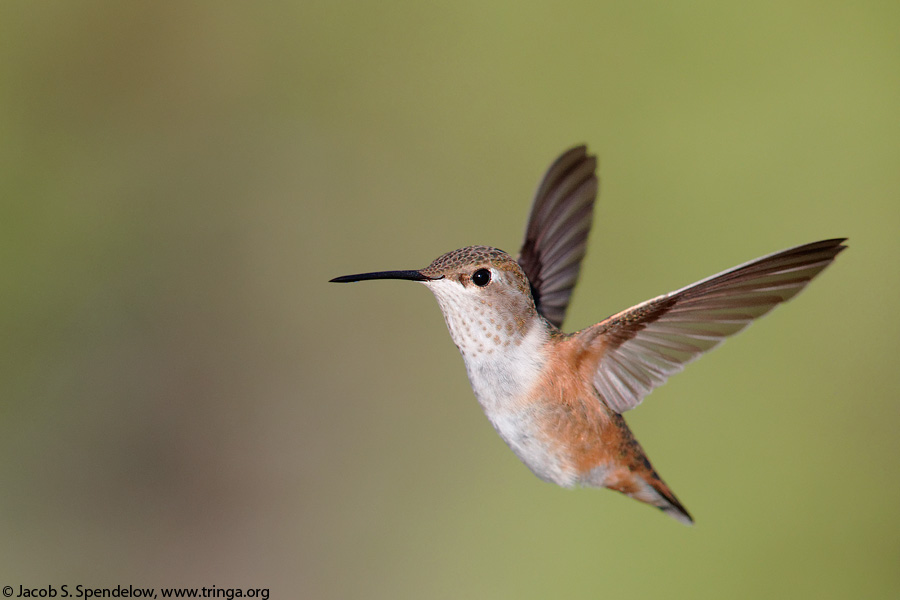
470,373 -> 618,488
456,322 -> 582,485
482,406 -> 579,486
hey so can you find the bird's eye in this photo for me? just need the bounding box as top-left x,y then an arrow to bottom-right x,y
472,268 -> 491,287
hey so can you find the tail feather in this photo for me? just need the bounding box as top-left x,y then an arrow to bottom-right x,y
642,469 -> 693,525
600,465 -> 694,525
630,474 -> 694,526
653,483 -> 693,526
588,411 -> 694,524
660,503 -> 694,526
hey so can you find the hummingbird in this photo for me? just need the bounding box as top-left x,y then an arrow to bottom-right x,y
330,146 -> 846,525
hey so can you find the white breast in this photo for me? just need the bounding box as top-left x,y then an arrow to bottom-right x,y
464,324 -> 575,485
425,277 -> 574,484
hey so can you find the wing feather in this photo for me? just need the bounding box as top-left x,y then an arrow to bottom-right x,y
582,238 -> 846,413
517,146 -> 599,329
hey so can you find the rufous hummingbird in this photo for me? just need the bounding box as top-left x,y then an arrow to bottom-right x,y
331,146 -> 846,524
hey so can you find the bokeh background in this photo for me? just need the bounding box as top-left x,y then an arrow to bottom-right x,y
1,2 -> 898,598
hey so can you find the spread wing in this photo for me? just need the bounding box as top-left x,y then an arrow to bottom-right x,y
583,238 -> 847,413
517,145 -> 599,329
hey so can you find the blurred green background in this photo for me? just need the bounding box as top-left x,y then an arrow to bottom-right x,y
1,2 -> 898,598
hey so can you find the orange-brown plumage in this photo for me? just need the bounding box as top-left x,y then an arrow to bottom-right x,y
529,333 -> 692,522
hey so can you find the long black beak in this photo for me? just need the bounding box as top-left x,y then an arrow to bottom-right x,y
329,270 -> 434,283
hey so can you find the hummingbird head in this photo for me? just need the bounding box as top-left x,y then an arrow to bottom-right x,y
331,246 -> 542,358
